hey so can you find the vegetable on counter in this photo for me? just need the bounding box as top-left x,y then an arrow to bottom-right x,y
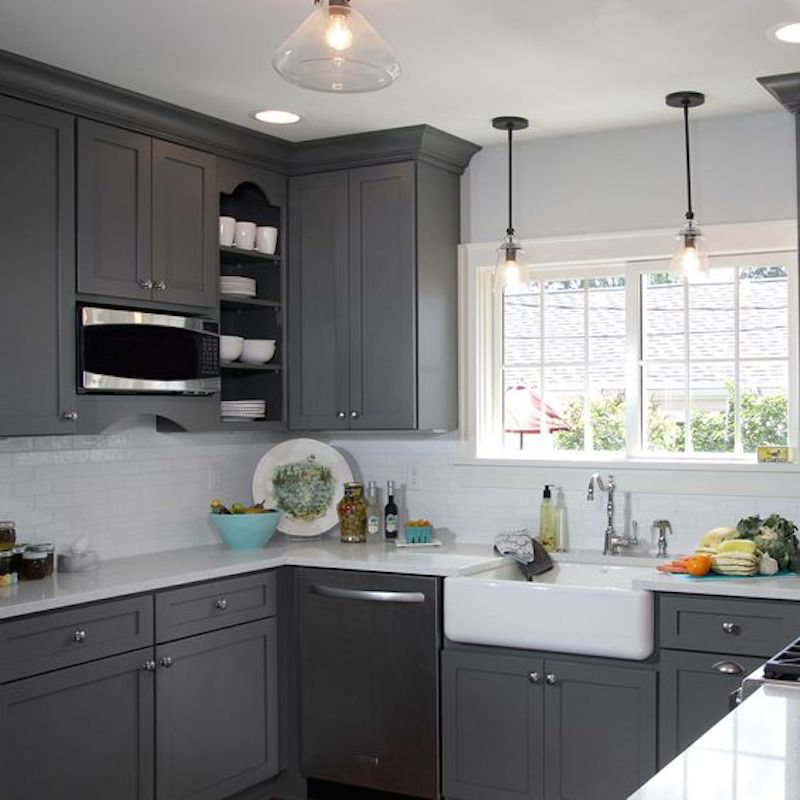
209,499 -> 276,515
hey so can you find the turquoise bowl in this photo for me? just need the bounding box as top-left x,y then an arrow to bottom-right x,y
210,512 -> 281,550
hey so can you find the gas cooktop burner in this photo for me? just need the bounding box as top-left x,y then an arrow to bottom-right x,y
763,636 -> 800,681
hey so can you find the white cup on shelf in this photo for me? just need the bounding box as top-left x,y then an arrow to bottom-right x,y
256,226 -> 278,255
219,216 -> 236,246
233,221 -> 256,250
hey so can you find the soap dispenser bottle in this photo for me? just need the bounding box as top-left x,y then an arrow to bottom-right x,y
538,484 -> 557,552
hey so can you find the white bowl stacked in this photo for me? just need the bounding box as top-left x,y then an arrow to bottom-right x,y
221,400 -> 266,421
220,276 -> 256,297
241,339 -> 276,364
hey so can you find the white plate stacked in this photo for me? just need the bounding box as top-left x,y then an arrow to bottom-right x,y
220,276 -> 257,297
221,400 -> 266,421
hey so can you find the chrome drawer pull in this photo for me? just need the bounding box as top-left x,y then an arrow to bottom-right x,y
310,584 -> 425,604
713,661 -> 744,675
72,630 -> 87,643
528,671 -> 541,684
545,673 -> 558,685
722,621 -> 738,634
160,656 -> 173,668
215,598 -> 228,611
142,660 -> 156,672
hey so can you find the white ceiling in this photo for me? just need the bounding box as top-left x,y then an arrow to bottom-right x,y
2,0 -> 800,144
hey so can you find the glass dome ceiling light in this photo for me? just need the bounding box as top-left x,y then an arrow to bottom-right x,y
272,0 -> 401,94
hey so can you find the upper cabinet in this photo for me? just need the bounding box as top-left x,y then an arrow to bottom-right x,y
77,119 -> 216,310
289,159 -> 463,431
0,96 -> 77,436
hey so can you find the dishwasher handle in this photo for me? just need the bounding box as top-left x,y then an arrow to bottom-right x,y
309,584 -> 426,604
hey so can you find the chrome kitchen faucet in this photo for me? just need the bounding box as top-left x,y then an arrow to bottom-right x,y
587,473 -> 638,555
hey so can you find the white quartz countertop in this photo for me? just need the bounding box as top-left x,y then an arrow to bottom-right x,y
632,570 -> 800,600
628,683 -> 800,800
0,537 -> 504,620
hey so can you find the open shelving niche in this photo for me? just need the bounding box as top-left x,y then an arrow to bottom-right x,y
218,181 -> 285,430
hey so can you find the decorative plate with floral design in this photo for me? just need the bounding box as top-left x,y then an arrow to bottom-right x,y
252,438 -> 353,537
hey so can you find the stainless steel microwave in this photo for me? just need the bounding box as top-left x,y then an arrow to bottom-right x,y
78,306 -> 220,395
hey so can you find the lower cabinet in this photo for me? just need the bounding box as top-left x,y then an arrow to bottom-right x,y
442,649 -> 657,800
658,648 -> 763,766
0,647 -> 155,800
156,619 -> 279,800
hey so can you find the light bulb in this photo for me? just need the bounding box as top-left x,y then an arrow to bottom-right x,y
325,12 -> 353,51
494,240 -> 526,291
671,221 -> 709,276
502,260 -> 522,289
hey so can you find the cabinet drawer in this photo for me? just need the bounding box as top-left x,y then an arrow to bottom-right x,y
156,571 -> 275,643
0,595 -> 154,683
659,593 -> 800,657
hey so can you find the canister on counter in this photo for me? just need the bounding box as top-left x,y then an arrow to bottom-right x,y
30,543 -> 55,576
20,550 -> 48,581
0,521 -> 15,552
0,550 -> 15,586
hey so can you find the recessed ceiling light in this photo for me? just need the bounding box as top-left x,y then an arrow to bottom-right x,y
253,109 -> 302,124
774,22 -> 800,43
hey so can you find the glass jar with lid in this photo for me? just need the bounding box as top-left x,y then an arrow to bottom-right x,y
30,543 -> 55,576
0,551 -> 15,586
337,483 -> 368,543
0,521 -> 15,551
20,551 -> 48,581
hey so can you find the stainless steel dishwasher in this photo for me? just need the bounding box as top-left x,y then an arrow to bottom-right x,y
297,567 -> 440,799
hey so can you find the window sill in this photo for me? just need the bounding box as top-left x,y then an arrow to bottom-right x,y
453,454 -> 800,497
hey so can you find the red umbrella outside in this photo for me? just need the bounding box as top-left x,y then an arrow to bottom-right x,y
504,385 -> 570,448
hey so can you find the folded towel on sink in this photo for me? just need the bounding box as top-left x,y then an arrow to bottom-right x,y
494,530 -> 553,581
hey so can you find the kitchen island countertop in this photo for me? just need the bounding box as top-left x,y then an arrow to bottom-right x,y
628,683 -> 800,800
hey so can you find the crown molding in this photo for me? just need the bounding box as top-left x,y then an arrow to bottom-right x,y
759,71 -> 800,115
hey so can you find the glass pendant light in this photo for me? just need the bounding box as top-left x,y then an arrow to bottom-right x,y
273,0 -> 400,93
666,91 -> 709,276
492,116 -> 529,292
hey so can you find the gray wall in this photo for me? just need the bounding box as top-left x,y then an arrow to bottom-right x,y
461,110 -> 796,243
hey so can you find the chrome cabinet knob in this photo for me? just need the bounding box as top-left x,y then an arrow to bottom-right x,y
160,656 -> 173,668
154,280 -> 166,291
528,671 -> 541,684
545,673 -> 558,685
350,411 -> 360,419
337,411 -> 346,419
61,411 -> 78,421
722,621 -> 737,634
72,630 -> 87,643
139,279 -> 154,290
142,660 -> 156,672
215,598 -> 228,611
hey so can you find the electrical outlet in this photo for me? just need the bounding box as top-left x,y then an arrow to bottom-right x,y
208,462 -> 224,494
407,462 -> 421,491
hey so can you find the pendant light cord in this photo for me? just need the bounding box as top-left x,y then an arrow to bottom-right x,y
506,125 -> 514,237
683,103 -> 694,221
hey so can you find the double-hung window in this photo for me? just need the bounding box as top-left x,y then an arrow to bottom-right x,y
471,224 -> 798,463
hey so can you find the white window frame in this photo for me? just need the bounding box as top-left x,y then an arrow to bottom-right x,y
457,220 -> 800,496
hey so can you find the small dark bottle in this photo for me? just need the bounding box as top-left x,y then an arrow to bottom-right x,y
384,481 -> 399,540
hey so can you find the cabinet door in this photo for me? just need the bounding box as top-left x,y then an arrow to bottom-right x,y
348,162 -> 417,429
298,568 -> 439,798
659,648 -> 763,766
0,96 -> 77,435
288,172 -> 350,429
544,660 -> 656,800
77,119 -> 152,300
152,139 -> 217,308
442,649 -> 544,800
0,648 -> 155,800
156,618 -> 279,800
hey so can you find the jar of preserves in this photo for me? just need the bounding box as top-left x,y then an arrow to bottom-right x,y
0,521 -> 15,551
338,483 -> 367,543
30,543 -> 55,576
10,547 -> 25,579
20,551 -> 48,581
0,551 -> 15,587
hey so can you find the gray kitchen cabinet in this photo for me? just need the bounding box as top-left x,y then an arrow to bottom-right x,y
287,171 -> 350,430
543,659 -> 656,800
297,568 -> 440,798
0,647 -> 155,800
77,118 -> 152,301
442,649 -> 657,800
658,648 -> 763,766
152,139 -> 217,308
0,95 -> 77,436
442,649 -> 544,800
77,119 -> 216,309
288,160 -> 462,432
156,618 -> 279,800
